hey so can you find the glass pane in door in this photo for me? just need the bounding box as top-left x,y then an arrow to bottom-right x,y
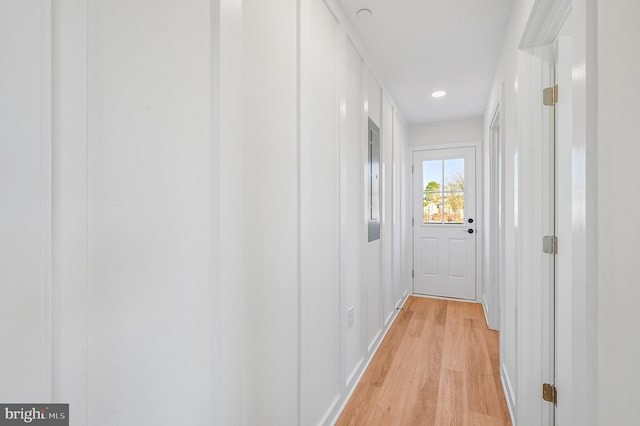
443,192 -> 465,223
444,158 -> 465,192
422,160 -> 442,223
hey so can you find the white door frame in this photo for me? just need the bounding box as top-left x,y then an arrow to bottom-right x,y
486,103 -> 504,331
520,0 -> 598,425
411,141 -> 483,303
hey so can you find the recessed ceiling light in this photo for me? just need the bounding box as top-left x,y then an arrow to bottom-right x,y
357,8 -> 373,18
432,90 -> 447,98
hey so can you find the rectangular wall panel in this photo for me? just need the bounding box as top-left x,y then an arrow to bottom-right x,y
0,0 -> 51,403
341,37 -> 365,385
300,0 -> 340,423
87,1 -> 214,424
381,97 -> 394,323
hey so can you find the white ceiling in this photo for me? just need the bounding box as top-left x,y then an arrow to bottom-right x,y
337,0 -> 513,124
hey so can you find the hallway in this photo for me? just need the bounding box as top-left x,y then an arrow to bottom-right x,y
1,0 -> 638,424
338,297 -> 511,425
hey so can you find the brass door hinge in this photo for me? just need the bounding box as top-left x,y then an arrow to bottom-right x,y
543,85 -> 559,106
543,383 -> 557,404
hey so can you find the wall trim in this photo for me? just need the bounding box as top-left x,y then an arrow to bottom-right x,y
367,329 -> 383,354
41,0 -> 53,401
501,363 -> 516,424
318,394 -> 341,426
326,293 -> 409,426
411,293 -> 480,304
485,93 -> 503,332
481,295 -> 491,328
520,0 -> 572,49
384,310 -> 394,326
346,358 -> 364,389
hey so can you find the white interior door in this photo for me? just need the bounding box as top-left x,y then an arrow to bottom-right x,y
413,147 -> 476,299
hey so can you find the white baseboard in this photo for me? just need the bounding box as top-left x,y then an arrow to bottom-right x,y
384,310 -> 394,326
367,329 -> 383,353
318,395 -> 341,426
410,293 -> 478,304
346,358 -> 364,389
326,293 -> 410,425
501,363 -> 516,424
482,295 -> 491,327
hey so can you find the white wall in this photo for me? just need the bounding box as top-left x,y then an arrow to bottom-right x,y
242,0 -> 300,424
216,0 -> 246,423
381,96 -> 395,324
341,37 -> 365,388
5,1 -> 231,424
88,1 -> 215,424
364,71 -> 383,353
300,0 -> 340,422
409,117 -> 484,146
555,25 -> 575,426
51,1 -> 301,423
0,0 -> 52,403
2,1 -> 412,425
597,1 -> 640,424
52,0 -> 89,420
484,0 -> 602,425
483,0 -> 544,422
397,114 -> 413,304
300,1 -> 411,424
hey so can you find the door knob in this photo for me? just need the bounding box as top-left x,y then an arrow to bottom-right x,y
467,229 -> 474,234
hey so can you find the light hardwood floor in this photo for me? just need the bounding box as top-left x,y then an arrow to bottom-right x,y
336,296 -> 512,426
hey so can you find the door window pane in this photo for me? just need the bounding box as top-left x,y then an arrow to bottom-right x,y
444,158 -> 465,192
443,192 -> 465,223
423,160 -> 443,223
423,158 -> 465,224
423,193 -> 442,223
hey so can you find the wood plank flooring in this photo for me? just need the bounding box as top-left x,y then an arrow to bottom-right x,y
336,296 -> 512,426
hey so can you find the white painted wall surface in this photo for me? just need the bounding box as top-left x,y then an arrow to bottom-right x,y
365,71 -> 383,352
555,2 -> 599,424
367,72 -> 382,127
0,0 -> 52,403
3,0 -> 413,424
242,0 -> 300,424
216,0 -> 246,423
86,1 -> 215,424
483,0 -> 537,420
555,28 -> 575,426
52,0 -> 89,420
392,112 -> 404,307
397,113 -> 413,302
301,3 -> 411,424
409,117 -> 484,146
484,0 -> 601,425
341,37 -> 365,386
300,0 -> 340,423
597,1 -> 640,424
381,97 -> 395,323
